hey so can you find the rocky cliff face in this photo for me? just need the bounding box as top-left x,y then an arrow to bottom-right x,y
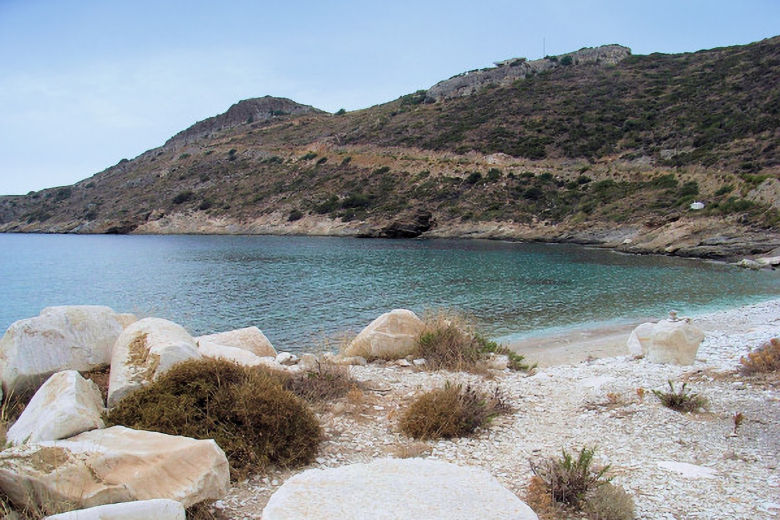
425,45 -> 630,102
165,96 -> 324,146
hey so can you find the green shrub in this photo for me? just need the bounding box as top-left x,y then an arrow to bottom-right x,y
463,172 -> 482,185
106,359 -> 321,478
714,184 -> 734,196
652,380 -> 707,412
288,209 -> 304,221
301,152 -> 318,161
486,168 -> 502,182
584,482 -> 635,520
334,108 -> 346,115
530,447 -> 611,508
172,191 -> 194,204
372,166 -> 391,176
560,55 -> 573,66
399,382 -> 510,440
476,335 -> 532,371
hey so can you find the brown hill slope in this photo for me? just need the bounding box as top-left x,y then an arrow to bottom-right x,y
1,38 -> 778,259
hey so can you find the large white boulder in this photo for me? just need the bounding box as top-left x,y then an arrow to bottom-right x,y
342,309 -> 424,360
0,426 -> 229,512
262,458 -> 538,520
45,498 -> 185,520
198,340 -> 264,366
627,322 -> 655,356
0,306 -> 136,393
7,370 -> 104,445
647,318 -> 705,365
107,318 -> 201,407
196,326 -> 276,357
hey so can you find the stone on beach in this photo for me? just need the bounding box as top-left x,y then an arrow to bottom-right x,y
107,318 -> 201,407
262,458 -> 538,520
195,326 -> 277,357
342,309 -> 424,360
627,322 -> 655,356
0,305 -> 136,393
198,339 -> 265,366
646,318 -> 704,365
7,370 -> 104,445
44,498 -> 186,520
0,426 -> 229,512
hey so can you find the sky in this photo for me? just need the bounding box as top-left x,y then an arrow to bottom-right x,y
0,1 -> 778,195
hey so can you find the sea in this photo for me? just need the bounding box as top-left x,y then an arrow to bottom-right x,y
1,234 -> 777,352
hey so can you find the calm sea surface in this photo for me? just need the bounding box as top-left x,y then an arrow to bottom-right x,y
1,234 -> 777,352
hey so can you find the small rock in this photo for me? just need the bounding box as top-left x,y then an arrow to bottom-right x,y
276,352 -> 299,366
413,358 -> 426,366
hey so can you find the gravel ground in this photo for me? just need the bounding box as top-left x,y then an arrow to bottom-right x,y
215,299 -> 780,520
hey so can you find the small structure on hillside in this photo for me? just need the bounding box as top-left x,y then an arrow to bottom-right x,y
690,201 -> 705,210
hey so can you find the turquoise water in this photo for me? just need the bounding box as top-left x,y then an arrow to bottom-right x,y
0,234 -> 777,352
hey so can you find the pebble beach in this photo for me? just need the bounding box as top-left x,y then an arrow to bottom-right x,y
217,298 -> 780,519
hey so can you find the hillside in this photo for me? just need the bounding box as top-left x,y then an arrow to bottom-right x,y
1,37 -> 778,260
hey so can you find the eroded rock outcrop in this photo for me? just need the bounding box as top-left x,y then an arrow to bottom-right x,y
425,45 -> 630,102
0,426 -> 229,512
107,318 -> 201,407
7,370 -> 104,445
0,306 -> 136,393
262,458 -> 538,520
342,309 -> 424,360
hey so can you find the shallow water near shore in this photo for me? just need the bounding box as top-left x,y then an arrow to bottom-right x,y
1,233 -> 777,352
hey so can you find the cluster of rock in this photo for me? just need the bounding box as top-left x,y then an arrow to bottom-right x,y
425,45 -> 631,102
0,305 -> 319,518
627,311 -> 705,365
0,305 -> 535,518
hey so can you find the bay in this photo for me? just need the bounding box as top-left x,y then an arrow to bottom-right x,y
1,234 -> 777,352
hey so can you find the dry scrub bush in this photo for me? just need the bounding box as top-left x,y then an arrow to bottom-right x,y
584,482 -> 635,520
652,380 -> 708,413
399,382 -> 510,440
530,446 -> 611,509
106,358 -> 321,478
283,363 -> 356,403
416,310 -> 531,372
740,338 -> 780,374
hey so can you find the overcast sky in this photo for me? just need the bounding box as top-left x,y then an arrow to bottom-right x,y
0,0 -> 777,195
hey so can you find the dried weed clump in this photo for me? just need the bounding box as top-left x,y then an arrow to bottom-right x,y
399,382 -> 511,440
739,337 -> 780,374
283,363 -> 356,403
106,358 -> 322,478
584,482 -> 636,520
652,380 -> 708,413
416,310 -> 531,372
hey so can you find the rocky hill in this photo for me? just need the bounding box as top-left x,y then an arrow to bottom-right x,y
1,37 -> 778,260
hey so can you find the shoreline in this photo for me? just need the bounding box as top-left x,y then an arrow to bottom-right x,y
504,297 -> 780,367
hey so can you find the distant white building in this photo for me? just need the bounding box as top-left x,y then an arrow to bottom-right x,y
690,201 -> 705,210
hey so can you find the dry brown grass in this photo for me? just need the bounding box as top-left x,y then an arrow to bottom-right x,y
389,441 -> 432,459
106,358 -> 322,479
740,338 -> 780,374
398,382 -> 511,440
415,310 -> 531,372
652,380 -> 708,413
283,363 -> 356,403
584,482 -> 636,520
530,447 -> 611,509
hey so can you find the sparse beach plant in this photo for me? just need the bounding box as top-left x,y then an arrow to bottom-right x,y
399,382 -> 510,440
584,482 -> 635,520
283,362 -> 356,403
652,380 -> 708,413
415,310 -> 531,372
106,358 -> 322,478
733,412 -> 745,434
530,446 -> 611,509
739,338 -> 780,374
